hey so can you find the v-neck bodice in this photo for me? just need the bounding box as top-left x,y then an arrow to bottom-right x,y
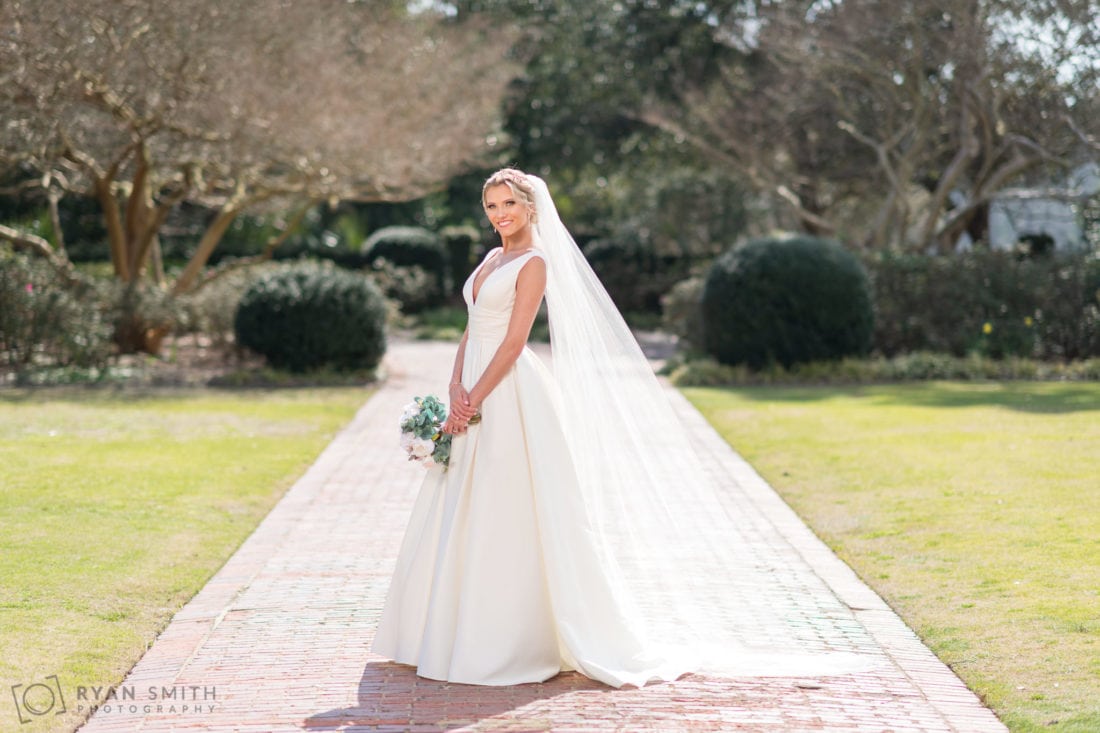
462,247 -> 545,342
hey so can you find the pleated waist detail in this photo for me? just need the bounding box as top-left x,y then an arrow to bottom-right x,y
468,307 -> 511,342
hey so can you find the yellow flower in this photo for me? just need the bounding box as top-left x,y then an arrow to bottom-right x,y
1024,316 -> 1034,327
982,322 -> 993,335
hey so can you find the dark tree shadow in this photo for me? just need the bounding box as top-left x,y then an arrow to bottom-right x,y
303,661 -> 604,731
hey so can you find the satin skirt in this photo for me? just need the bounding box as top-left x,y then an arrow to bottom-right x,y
370,337 -> 695,687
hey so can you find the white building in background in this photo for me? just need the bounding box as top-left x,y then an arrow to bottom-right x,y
955,161 -> 1100,252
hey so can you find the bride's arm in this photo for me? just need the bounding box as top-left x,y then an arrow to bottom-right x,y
444,247 -> 502,430
441,326 -> 471,434
450,325 -> 469,387
458,258 -> 546,417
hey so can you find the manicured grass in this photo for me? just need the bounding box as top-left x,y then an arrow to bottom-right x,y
683,382 -> 1100,733
0,387 -> 369,733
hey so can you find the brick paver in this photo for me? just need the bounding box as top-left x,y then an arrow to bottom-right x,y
77,339 -> 1007,732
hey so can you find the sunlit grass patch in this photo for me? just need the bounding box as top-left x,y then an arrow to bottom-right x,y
0,387 -> 369,733
684,382 -> 1100,733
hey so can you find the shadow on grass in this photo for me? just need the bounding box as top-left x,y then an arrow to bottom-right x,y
696,382 -> 1100,414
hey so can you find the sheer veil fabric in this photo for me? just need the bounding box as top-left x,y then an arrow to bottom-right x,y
524,174 -> 877,683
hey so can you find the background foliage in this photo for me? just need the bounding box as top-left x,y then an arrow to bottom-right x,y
701,236 -> 875,368
868,251 -> 1100,361
0,250 -> 112,371
233,261 -> 388,373
2,0 -> 1099,380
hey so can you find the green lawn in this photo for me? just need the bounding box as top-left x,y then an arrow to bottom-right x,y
0,387 -> 369,733
683,382 -> 1100,733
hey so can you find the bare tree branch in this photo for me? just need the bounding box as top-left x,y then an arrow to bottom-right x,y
186,200 -> 318,295
0,224 -> 58,261
1,0 -> 519,305
646,0 -> 1096,250
1065,114 -> 1100,154
0,224 -> 78,288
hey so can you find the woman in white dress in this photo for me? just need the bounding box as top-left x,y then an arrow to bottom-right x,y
370,168 -> 873,688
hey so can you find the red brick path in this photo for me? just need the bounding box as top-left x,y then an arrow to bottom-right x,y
77,340 -> 1006,732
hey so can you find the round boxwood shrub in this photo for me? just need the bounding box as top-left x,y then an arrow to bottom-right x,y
362,225 -> 448,296
233,261 -> 386,372
702,236 -> 874,368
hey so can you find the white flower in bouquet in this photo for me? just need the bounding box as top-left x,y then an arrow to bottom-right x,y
400,401 -> 421,423
408,437 -> 436,460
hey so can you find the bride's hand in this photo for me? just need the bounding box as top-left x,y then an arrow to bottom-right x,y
440,415 -> 466,435
449,383 -> 475,421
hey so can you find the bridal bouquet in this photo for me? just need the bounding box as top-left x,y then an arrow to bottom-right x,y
398,395 -> 480,470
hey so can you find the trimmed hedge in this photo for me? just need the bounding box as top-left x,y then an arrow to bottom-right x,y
233,261 -> 387,372
866,250 -> 1100,360
362,225 -> 448,297
701,236 -> 874,368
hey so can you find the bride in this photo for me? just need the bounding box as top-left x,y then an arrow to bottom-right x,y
370,168 -> 873,688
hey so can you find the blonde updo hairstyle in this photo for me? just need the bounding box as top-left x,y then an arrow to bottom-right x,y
482,167 -> 538,226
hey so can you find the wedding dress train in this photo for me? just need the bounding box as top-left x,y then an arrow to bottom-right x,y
370,247 -> 697,687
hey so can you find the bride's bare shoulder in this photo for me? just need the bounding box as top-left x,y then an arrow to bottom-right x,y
475,246 -> 503,268
515,252 -> 547,290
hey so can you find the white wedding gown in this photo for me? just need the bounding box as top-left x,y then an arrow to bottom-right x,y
370,247 -> 697,688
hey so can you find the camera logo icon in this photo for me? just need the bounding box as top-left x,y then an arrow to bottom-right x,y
10,675 -> 67,724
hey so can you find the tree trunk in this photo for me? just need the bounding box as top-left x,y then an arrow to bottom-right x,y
965,201 -> 990,245
124,146 -> 150,275
172,202 -> 245,295
95,177 -> 131,281
150,235 -> 166,285
187,200 -> 316,294
47,190 -> 67,255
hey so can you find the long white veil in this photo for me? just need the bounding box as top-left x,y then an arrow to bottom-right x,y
526,173 -> 876,679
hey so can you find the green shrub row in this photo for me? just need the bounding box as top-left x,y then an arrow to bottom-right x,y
207,222 -> 482,312
865,250 -> 1100,360
664,352 -> 1100,386
4,248 -> 396,378
663,242 -> 1100,368
17,210 -> 485,317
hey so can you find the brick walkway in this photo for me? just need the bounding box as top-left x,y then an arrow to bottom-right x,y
78,339 -> 1006,732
